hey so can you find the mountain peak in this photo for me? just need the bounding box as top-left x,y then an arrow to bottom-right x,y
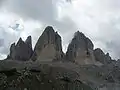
94,48 -> 112,64
32,26 -> 64,62
25,36 -> 32,49
18,37 -> 23,42
25,36 -> 32,44
66,31 -> 95,64
44,26 -> 54,31
7,37 -> 33,61
43,26 -> 55,37
74,31 -> 85,37
16,37 -> 24,47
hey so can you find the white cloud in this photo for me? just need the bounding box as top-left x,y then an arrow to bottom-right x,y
0,0 -> 120,59
0,53 -> 7,60
0,11 -> 44,58
59,0 -> 120,59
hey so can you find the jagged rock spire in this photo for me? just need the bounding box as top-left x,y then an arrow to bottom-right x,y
16,38 -> 24,46
25,36 -> 32,48
73,31 -> 94,50
66,31 -> 95,65
94,48 -> 112,64
7,36 -> 33,61
10,43 -> 15,57
6,26 -> 113,66
32,26 -> 64,61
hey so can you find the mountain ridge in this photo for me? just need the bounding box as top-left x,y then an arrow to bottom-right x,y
1,26 -> 120,90
7,26 -> 115,65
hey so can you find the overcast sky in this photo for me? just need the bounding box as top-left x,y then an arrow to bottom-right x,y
0,0 -> 120,60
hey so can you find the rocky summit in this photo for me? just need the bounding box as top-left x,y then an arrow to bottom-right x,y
94,48 -> 112,65
31,26 -> 64,62
0,26 -> 120,90
7,36 -> 33,61
66,31 -> 96,65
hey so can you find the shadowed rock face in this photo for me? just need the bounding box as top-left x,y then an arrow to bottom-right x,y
94,48 -> 112,65
9,43 -> 16,59
7,36 -> 33,61
32,26 -> 64,62
66,31 -> 95,65
25,36 -> 32,50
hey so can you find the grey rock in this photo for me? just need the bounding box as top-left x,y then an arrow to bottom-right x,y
105,53 -> 112,61
94,48 -> 105,63
32,26 -> 64,62
115,59 -> 120,67
25,36 -> 32,50
94,48 -> 112,64
7,43 -> 16,59
7,36 -> 33,61
66,31 -> 95,65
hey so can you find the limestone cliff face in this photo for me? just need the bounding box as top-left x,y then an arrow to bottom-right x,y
9,43 -> 16,59
32,26 -> 64,62
8,36 -> 33,61
66,31 -> 96,65
25,36 -> 33,50
94,48 -> 112,65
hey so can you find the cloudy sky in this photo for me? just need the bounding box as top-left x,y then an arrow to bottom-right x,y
0,0 -> 120,60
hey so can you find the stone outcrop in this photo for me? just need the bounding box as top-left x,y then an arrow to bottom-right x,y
32,26 -> 64,62
25,36 -> 33,50
66,31 -> 96,65
7,36 -> 33,61
94,48 -> 112,65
